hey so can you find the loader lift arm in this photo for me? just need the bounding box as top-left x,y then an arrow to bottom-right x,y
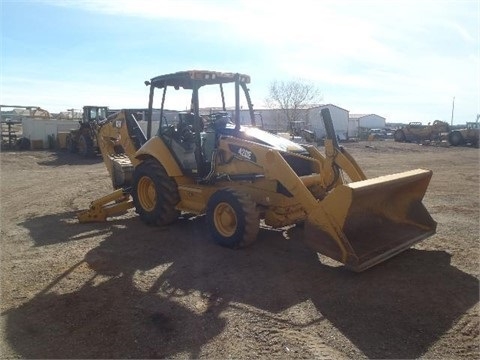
262,148 -> 435,271
309,108 -> 432,270
306,108 -> 367,188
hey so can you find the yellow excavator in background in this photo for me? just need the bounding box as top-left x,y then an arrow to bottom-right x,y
78,70 -> 436,272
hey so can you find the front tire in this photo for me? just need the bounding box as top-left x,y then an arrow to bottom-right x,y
78,134 -> 94,157
206,188 -> 259,249
132,159 -> 180,226
471,138 -> 479,148
66,135 -> 77,153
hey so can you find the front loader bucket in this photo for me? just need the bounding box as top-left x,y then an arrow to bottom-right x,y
304,169 -> 437,272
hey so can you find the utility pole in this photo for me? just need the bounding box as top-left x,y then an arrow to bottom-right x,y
450,96 -> 455,126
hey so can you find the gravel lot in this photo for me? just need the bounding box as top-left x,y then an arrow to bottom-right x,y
1,141 -> 478,359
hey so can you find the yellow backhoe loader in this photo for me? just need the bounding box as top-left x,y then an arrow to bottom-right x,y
78,70 -> 436,272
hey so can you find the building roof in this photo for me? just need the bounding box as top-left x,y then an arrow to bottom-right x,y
349,113 -> 385,120
254,104 -> 349,112
309,103 -> 349,112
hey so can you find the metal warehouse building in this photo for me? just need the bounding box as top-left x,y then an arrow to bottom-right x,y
235,106 -> 387,141
307,104 -> 349,140
349,114 -> 386,138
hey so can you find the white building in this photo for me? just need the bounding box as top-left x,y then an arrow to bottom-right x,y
196,108 -> 287,132
236,108 -> 287,132
204,106 -> 354,140
349,114 -> 386,137
307,104 -> 350,140
239,104 -> 351,140
21,118 -> 79,149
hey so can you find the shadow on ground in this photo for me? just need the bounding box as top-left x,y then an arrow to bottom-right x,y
36,150 -> 103,167
5,215 -> 479,358
19,211 -> 114,246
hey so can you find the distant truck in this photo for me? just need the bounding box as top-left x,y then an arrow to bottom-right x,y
394,120 -> 450,143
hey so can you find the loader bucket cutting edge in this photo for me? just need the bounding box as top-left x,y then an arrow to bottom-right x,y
304,169 -> 437,272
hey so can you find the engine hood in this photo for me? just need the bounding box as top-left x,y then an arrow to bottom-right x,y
221,124 -> 307,153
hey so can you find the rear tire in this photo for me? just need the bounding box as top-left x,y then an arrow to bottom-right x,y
449,131 -> 463,146
132,159 -> 180,226
16,137 -> 30,151
206,188 -> 259,249
394,129 -> 405,142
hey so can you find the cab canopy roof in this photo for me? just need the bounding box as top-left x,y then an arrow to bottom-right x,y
148,70 -> 251,89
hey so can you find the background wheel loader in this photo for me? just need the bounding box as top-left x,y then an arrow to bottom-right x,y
448,116 -> 479,148
66,105 -> 109,157
78,70 -> 437,272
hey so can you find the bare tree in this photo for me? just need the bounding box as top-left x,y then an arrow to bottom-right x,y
265,79 -> 322,131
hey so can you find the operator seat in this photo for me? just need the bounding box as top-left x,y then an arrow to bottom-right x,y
176,112 -> 195,149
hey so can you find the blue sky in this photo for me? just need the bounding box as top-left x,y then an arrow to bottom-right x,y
1,0 -> 479,124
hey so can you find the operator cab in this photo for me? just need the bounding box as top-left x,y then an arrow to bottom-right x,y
145,70 -> 307,180
146,71 -> 255,178
157,111 -> 237,177
83,106 -> 108,124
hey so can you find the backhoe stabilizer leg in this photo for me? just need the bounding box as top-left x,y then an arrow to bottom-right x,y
77,188 -> 134,223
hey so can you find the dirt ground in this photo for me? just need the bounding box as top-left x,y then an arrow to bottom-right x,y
0,140 -> 478,359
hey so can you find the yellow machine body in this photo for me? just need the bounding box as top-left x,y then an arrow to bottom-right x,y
127,129 -> 436,271
77,71 -> 436,271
